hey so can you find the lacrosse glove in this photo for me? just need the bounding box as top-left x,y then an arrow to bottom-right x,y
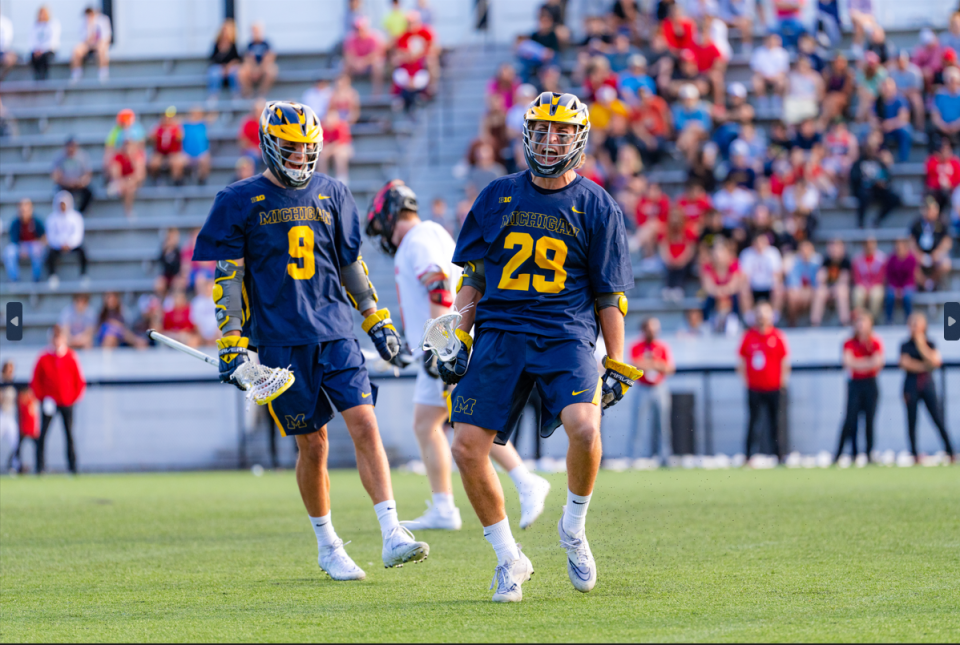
437,330 -> 473,385
600,356 -> 644,410
362,308 -> 402,362
390,340 -> 415,369
217,336 -> 251,391
423,351 -> 440,379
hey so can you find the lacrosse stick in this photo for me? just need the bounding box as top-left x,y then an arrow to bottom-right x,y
147,330 -> 295,406
419,312 -> 464,362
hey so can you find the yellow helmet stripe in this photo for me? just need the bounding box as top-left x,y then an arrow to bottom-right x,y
266,123 -> 322,143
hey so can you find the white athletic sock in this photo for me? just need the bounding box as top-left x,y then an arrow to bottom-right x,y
483,518 -> 520,565
563,489 -> 592,536
374,500 -> 400,538
508,464 -> 537,491
309,514 -> 338,549
432,492 -> 455,514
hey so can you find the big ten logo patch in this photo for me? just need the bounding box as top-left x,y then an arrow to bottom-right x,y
499,196 -> 512,204
453,397 -> 476,415
284,414 -> 308,430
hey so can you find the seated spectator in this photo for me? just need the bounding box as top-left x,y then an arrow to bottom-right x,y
530,10 -> 561,56
785,239 -> 822,325
783,56 -> 823,125
717,0 -> 755,53
782,175 -> 820,217
944,12 -> 960,54
811,238 -> 851,326
207,19 -> 241,101
806,143 -> 837,200
910,198 -> 953,292
238,98 -> 265,164
133,280 -> 165,340
619,54 -> 655,105
665,50 -> 711,102
59,293 -> 96,350
234,156 -> 255,181
381,0 -> 408,42
822,120 -> 859,190
302,78 -> 332,121
740,231 -> 784,315
913,28 -> 945,90
97,292 -> 145,349
0,15 -> 15,80
3,199 -> 46,283
238,22 -> 277,97
848,0 -> 879,47
396,10 -> 438,92
855,52 -> 887,121
701,241 -> 744,323
732,120 -> 767,170
190,277 -> 220,346
589,85 -> 631,138
633,85 -> 673,152
672,84 -> 712,164
515,34 -> 555,83
862,25 -> 893,65
772,0 -> 807,50
851,237 -> 886,321
791,118 -> 822,151
162,289 -> 199,348
488,63 -> 519,111
925,139 -> 960,215
678,307 -> 710,337
713,174 -> 755,228
28,6 -> 60,81
584,55 -> 619,102
70,6 -> 111,83
466,141 -> 506,195
850,130 -> 900,227
635,179 -> 670,252
319,110 -> 353,184
658,210 -> 698,301
343,18 -> 386,96
727,141 -> 757,189
158,228 -> 181,290
820,53 -> 855,126
103,108 -> 146,168
796,33 -> 824,72
106,139 -> 145,218
45,192 -> 86,288
607,33 -> 640,73
662,3 -> 697,53
698,207 -> 735,250
884,238 -> 917,322
51,137 -> 93,213
147,106 -> 187,186
875,77 -> 912,163
751,33 -> 790,115
182,106 -> 211,185
931,67 -> 960,151
688,141 -> 719,193
888,50 -> 926,131
676,180 -> 712,228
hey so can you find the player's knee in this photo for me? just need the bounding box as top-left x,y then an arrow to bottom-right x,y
451,434 -> 478,469
566,421 -> 600,451
346,413 -> 379,445
297,432 -> 327,464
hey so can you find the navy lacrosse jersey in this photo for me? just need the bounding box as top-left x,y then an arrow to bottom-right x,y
452,171 -> 634,344
193,173 -> 362,347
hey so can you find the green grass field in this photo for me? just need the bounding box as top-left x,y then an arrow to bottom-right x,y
1,467 -> 958,642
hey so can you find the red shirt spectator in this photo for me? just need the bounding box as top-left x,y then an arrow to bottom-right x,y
852,248 -> 887,289
676,192 -> 712,226
30,345 -> 86,408
112,151 -> 136,177
657,224 -> 698,260
844,334 -> 884,379
636,192 -> 670,226
630,338 -> 673,386
153,122 -> 184,155
239,116 -> 260,151
323,118 -> 352,145
703,257 -> 741,288
632,94 -> 670,138
925,150 -> 960,191
396,23 -> 435,64
694,42 -> 723,73
344,28 -> 383,59
18,389 -> 40,439
163,303 -> 195,333
663,16 -> 697,53
739,326 -> 789,392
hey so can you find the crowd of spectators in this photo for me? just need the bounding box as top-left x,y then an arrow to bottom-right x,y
457,1 -> 960,332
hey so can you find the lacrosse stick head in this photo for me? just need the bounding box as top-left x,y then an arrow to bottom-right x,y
233,361 -> 295,406
420,312 -> 463,362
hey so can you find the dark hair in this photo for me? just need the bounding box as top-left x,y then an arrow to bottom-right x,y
84,6 -> 95,14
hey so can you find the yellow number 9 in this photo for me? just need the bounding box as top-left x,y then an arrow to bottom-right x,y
533,237 -> 568,293
287,225 -> 315,280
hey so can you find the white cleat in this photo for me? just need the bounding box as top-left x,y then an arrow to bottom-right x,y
382,526 -> 430,568
490,547 -> 534,603
558,509 -> 596,593
518,475 -> 551,530
318,539 -> 366,581
401,500 -> 463,531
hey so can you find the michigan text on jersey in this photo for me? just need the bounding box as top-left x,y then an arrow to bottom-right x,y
259,206 -> 332,226
500,210 -> 580,238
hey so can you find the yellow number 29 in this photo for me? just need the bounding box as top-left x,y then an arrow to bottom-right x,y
497,232 -> 568,293
287,225 -> 315,280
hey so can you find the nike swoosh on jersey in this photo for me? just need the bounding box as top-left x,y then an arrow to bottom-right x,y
572,388 -> 591,396
318,194 -> 332,200
572,206 -> 585,214
361,392 -> 372,398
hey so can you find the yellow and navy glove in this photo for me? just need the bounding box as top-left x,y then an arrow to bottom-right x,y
600,355 -> 643,410
362,309 -> 402,363
437,330 -> 473,385
217,336 -> 250,391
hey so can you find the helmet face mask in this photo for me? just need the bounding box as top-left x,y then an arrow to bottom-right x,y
522,92 -> 590,178
259,101 -> 323,188
365,180 -> 418,256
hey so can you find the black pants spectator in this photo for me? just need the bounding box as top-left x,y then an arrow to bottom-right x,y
47,246 -> 88,278
703,293 -> 740,321
665,261 -> 692,289
58,186 -> 93,213
37,405 -> 77,473
904,375 -> 954,459
746,389 -> 782,461
835,377 -> 878,460
926,188 -> 952,216
855,184 -> 901,227
31,51 -> 55,80
928,126 -> 960,153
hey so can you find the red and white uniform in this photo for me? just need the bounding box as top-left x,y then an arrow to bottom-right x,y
394,220 -> 462,407
844,334 -> 884,380
739,327 -> 789,392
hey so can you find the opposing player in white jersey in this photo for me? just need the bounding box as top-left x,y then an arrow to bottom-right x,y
366,180 -> 551,530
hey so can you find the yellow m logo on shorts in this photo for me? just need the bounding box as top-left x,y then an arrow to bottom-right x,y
284,414 -> 307,430
453,397 -> 476,415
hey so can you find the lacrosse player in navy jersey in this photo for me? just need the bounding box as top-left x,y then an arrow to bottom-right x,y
193,101 -> 429,581
439,92 -> 642,602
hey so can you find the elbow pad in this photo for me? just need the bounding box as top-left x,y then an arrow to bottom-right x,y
213,260 -> 247,334
456,260 -> 486,295
595,292 -> 628,316
421,266 -> 453,308
341,256 -> 379,312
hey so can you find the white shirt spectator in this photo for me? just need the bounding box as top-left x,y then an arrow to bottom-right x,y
739,244 -> 783,291
81,11 -> 111,44
750,44 -> 789,78
712,185 -> 756,226
190,292 -> 219,343
0,15 -> 13,53
782,183 -> 820,214
709,18 -> 732,60
302,83 -> 333,120
29,16 -> 61,52
46,191 -> 84,250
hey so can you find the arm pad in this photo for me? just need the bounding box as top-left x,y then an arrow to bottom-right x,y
341,256 -> 379,312
595,292 -> 628,316
213,260 -> 246,334
421,268 -> 454,308
456,260 -> 486,295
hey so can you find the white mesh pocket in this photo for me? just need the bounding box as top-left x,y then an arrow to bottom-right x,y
233,361 -> 295,406
420,313 -> 462,362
